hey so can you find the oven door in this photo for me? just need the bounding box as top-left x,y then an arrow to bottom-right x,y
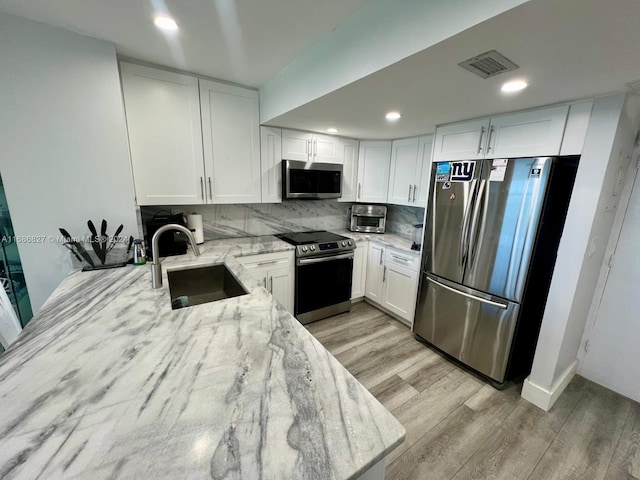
295,252 -> 353,323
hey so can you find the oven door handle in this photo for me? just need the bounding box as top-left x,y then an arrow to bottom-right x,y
297,252 -> 354,265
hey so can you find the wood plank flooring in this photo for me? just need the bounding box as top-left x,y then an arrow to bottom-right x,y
306,302 -> 640,480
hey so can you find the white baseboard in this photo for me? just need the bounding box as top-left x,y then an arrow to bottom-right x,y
521,360 -> 578,412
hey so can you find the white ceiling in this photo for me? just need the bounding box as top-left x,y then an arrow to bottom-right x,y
0,0 -> 369,87
267,0 -> 640,139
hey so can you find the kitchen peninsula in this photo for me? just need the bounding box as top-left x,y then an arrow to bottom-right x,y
0,236 -> 405,479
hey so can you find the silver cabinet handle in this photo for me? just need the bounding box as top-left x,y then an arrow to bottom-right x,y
257,260 -> 278,266
408,185 -> 412,202
383,266 -> 387,282
426,276 -> 507,309
358,183 -> 362,199
412,184 -> 417,202
391,254 -> 410,263
263,277 -> 267,288
269,276 -> 273,293
307,139 -> 312,160
486,126 -> 495,153
208,177 -> 213,200
313,138 -> 317,160
200,177 -> 204,201
379,248 -> 384,265
477,126 -> 485,154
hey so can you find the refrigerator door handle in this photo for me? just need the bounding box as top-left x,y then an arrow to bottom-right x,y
459,179 -> 477,266
467,179 -> 488,269
425,276 -> 508,309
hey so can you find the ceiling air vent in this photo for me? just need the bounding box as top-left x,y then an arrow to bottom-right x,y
458,50 -> 519,79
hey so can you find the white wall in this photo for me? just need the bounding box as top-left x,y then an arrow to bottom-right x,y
522,93 -> 638,410
0,13 -> 138,312
259,0 -> 529,123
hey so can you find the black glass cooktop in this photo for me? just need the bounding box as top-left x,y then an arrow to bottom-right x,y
276,230 -> 348,246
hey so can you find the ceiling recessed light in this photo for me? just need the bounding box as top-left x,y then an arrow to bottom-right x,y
501,80 -> 528,93
154,15 -> 178,32
386,111 -> 401,121
326,128 -> 338,134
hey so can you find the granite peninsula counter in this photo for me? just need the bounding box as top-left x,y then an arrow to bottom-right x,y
0,235 -> 405,479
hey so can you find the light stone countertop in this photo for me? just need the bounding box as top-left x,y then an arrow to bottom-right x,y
331,230 -> 421,255
0,235 -> 405,479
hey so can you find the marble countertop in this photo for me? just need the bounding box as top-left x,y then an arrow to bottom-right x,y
0,235 -> 405,479
331,230 -> 421,255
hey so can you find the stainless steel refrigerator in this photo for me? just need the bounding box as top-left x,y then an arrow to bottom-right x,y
413,156 -> 579,385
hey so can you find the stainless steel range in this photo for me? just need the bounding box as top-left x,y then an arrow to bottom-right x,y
276,231 -> 355,325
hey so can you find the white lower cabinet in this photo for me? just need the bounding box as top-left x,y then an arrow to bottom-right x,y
351,241 -> 368,299
365,242 -> 419,325
237,251 -> 294,312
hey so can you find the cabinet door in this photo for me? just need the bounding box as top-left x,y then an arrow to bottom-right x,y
338,139 -> 359,203
415,135 -> 434,207
267,266 -> 294,313
487,105 -> 569,158
351,242 -> 368,299
433,118 -> 490,162
388,137 -> 420,206
199,79 -> 261,204
356,141 -> 392,203
260,127 -> 282,203
383,263 -> 419,324
313,134 -> 342,164
282,130 -> 312,161
365,242 -> 385,302
120,63 -> 205,206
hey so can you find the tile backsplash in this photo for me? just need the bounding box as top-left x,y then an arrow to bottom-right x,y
141,201 -> 424,241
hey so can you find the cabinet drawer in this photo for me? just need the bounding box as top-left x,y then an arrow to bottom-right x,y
385,247 -> 420,272
237,251 -> 293,270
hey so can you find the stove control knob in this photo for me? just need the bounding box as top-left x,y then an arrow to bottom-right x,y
341,241 -> 346,247
301,246 -> 308,252
348,240 -> 353,246
310,245 -> 316,251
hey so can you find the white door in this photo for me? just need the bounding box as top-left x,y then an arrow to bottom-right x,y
365,243 -> 385,302
282,130 -> 312,162
357,141 -> 392,203
388,137 -> 420,206
338,139 -> 359,203
260,127 -> 282,203
120,63 -> 205,206
199,79 -> 261,204
313,134 -> 341,164
267,266 -> 294,313
351,242 -> 368,299
488,105 -> 569,158
432,118 -> 490,162
415,135 -> 434,208
383,263 -> 419,324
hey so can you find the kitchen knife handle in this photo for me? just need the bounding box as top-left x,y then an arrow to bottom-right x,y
477,126 -> 485,154
200,177 -> 204,201
408,185 -> 412,202
208,177 -> 213,200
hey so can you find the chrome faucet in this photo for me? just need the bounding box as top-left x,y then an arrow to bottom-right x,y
151,224 -> 201,288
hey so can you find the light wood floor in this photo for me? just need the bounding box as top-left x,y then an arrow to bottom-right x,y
306,302 -> 640,480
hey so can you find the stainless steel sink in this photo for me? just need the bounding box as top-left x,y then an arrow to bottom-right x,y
167,264 -> 248,309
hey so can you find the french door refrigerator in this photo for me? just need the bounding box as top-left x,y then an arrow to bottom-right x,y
413,156 -> 579,386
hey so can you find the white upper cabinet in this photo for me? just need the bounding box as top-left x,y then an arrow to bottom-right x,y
120,63 -> 205,206
433,105 -> 570,163
199,79 -> 261,204
282,130 -> 313,162
387,135 -> 433,207
433,118 -> 490,162
281,130 -> 344,164
488,105 -> 569,158
356,141 -> 392,203
415,135 -> 434,207
338,138 -> 359,203
260,127 -> 282,203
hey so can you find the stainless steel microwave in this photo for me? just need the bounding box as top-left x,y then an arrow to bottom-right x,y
282,160 -> 342,200
350,204 -> 387,233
